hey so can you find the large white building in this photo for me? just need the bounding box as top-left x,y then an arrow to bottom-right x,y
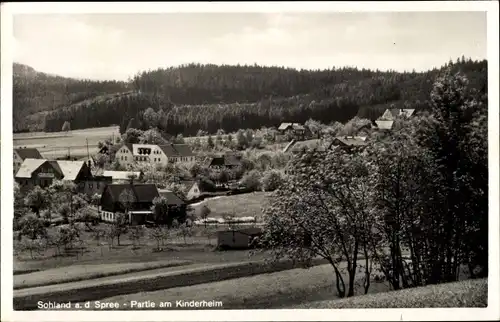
114,143 -> 196,167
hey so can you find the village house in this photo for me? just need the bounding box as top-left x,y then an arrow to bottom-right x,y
328,136 -> 368,150
375,120 -> 395,131
379,108 -> 416,121
204,153 -> 242,171
179,180 -> 203,201
102,170 -> 144,183
99,184 -> 187,225
100,183 -> 159,225
13,148 -> 43,175
277,122 -> 309,141
15,159 -> 100,194
114,143 -> 196,167
158,189 -> 187,224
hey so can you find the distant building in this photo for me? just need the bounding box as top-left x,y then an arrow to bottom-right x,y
114,143 -> 196,167
217,227 -> 263,249
375,120 -> 395,131
278,122 -> 309,141
179,180 -> 203,200
204,153 -> 242,170
100,183 -> 159,225
13,148 -> 43,175
15,159 -> 95,192
379,108 -> 416,121
328,136 -> 368,150
102,170 -> 144,183
99,184 -> 187,225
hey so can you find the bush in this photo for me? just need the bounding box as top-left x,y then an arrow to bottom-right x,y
261,170 -> 284,192
240,170 -> 262,192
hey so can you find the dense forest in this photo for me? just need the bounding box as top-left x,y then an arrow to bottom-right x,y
13,57 -> 487,135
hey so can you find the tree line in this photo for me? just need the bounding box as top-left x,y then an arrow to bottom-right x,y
14,58 -> 487,135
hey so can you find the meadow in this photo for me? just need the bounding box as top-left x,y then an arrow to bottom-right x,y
191,192 -> 269,220
13,126 -> 120,159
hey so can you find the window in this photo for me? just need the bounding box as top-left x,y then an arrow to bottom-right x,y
125,156 -> 127,161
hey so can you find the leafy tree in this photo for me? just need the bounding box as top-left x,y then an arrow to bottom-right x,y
178,223 -> 193,244
197,205 -> 211,228
75,206 -> 99,231
206,135 -> 215,149
260,146 -> 375,298
110,213 -> 129,246
24,186 -> 51,217
122,128 -> 144,144
260,170 -> 283,192
240,170 -> 262,191
18,213 -> 47,240
129,225 -> 145,249
236,130 -> 248,150
151,196 -> 170,226
142,107 -> 159,129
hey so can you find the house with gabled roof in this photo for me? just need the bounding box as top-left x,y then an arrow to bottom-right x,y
179,180 -> 203,200
379,108 -> 416,121
13,148 -> 43,175
278,122 -> 309,141
114,143 -> 196,167
328,136 -> 368,150
15,159 -> 98,192
99,184 -> 187,225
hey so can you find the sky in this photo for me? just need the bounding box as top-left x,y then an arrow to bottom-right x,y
12,11 -> 487,81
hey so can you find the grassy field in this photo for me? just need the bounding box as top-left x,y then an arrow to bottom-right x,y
191,192 -> 269,219
14,260 -> 191,290
13,222 -> 266,273
95,263 -> 392,309
296,278 -> 488,308
13,126 -> 120,159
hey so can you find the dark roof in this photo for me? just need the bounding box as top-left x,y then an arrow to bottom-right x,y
205,154 -> 242,167
158,189 -> 186,205
105,183 -> 160,204
158,144 -> 194,158
15,148 -> 43,160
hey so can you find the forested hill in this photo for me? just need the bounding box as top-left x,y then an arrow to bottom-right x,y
14,58 -> 487,135
13,63 -> 130,132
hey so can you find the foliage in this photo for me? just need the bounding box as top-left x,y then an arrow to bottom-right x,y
110,213 -> 129,246
17,213 -> 47,240
24,186 -> 51,217
17,59 -> 487,135
240,170 -> 262,191
260,146 -> 375,298
260,170 -> 284,192
129,225 -> 145,248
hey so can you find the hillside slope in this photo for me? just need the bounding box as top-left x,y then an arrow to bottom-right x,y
13,58 -> 487,135
13,63 -> 130,132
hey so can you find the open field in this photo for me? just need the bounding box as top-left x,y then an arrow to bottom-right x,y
296,278 -> 488,308
191,192 -> 269,219
14,260 -> 191,290
14,126 -> 120,159
95,263 -> 391,309
14,222 -> 266,273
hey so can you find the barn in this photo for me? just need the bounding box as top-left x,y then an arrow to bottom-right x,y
216,227 -> 263,250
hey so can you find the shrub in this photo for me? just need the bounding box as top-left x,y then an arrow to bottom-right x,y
261,170 -> 284,192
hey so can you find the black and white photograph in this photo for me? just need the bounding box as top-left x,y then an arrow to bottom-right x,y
1,1 -> 499,321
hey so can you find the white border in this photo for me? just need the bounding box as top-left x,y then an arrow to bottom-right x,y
1,2 -> 499,321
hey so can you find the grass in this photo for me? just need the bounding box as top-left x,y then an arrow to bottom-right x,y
13,223 -> 267,273
14,259 -> 192,290
192,192 -> 269,219
13,125 -> 119,158
94,263 -> 392,310
296,278 -> 488,308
